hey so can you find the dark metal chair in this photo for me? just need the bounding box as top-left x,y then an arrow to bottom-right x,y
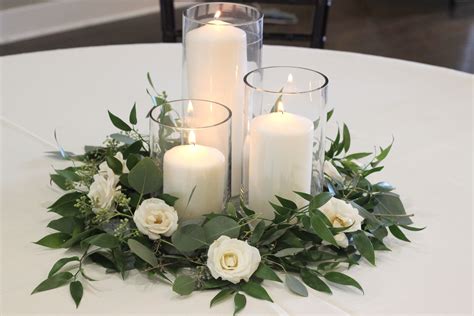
159,0 -> 331,48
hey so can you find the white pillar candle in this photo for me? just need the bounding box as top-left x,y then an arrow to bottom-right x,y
248,109 -> 314,220
185,13 -> 247,196
163,132 -> 226,220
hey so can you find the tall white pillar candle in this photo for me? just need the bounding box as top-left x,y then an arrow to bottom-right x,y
163,132 -> 226,220
185,16 -> 247,196
248,111 -> 314,219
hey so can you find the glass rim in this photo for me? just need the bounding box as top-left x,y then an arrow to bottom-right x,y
243,66 -> 329,94
183,2 -> 264,27
148,98 -> 232,130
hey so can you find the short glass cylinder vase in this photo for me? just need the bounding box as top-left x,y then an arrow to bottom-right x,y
182,2 -> 263,197
242,66 -> 329,220
149,99 -> 232,221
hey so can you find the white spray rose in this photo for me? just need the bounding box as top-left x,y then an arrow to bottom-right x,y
87,167 -> 120,212
207,236 -> 261,284
320,197 -> 364,248
133,198 -> 178,240
324,160 -> 344,183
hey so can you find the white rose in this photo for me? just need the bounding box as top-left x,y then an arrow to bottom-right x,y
319,197 -> 364,248
133,198 -> 178,240
324,160 -> 344,183
207,236 -> 261,284
98,152 -> 129,179
87,170 -> 120,212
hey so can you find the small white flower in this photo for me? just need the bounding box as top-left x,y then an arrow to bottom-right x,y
319,197 -> 364,248
207,236 -> 261,284
87,169 -> 120,213
99,152 -> 129,179
324,160 -> 344,183
133,198 -> 178,240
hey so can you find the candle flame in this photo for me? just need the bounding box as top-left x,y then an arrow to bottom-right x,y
214,10 -> 221,19
188,130 -> 196,145
187,100 -> 194,114
287,73 -> 293,83
276,100 -> 284,113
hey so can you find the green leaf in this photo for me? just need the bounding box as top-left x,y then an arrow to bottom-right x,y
240,281 -> 273,302
108,110 -> 132,132
171,224 -> 207,252
172,275 -> 196,295
400,225 -> 426,231
300,268 -> 332,294
49,192 -> 82,209
309,192 -> 333,210
70,281 -> 83,308
370,237 -> 391,251
123,140 -> 143,157
35,233 -> 70,248
62,229 -> 96,248
50,174 -> 68,190
48,256 -> 79,277
345,152 -> 372,160
373,181 -> 395,192
254,263 -> 282,282
83,233 -> 119,248
324,272 -> 364,294
128,157 -> 162,195
127,239 -> 158,267
32,272 -> 73,294
203,216 -> 240,242
276,195 -> 297,209
389,225 -> 411,242
126,153 -> 141,170
129,103 -> 137,125
294,191 -> 313,202
48,201 -> 80,217
285,274 -> 308,297
374,193 -> 413,225
210,288 -> 234,307
110,133 -> 135,145
326,108 -> 334,121
113,247 -> 127,279
234,293 -> 246,316
226,202 -> 237,217
342,124 -> 351,152
311,216 -> 337,246
274,247 -> 305,258
106,156 -> 123,174
156,193 -> 179,206
353,230 -> 375,265
249,221 -> 266,245
375,142 -> 393,163
47,217 -> 83,235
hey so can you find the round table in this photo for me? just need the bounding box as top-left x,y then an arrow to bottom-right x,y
1,43 -> 472,315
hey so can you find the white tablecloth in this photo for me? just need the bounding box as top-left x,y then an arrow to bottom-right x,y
1,44 -> 472,316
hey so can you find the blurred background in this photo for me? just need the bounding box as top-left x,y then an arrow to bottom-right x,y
0,0 -> 473,73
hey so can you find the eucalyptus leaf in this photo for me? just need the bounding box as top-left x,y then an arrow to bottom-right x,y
172,275 -> 196,295
127,239 -> 158,267
171,224 -> 207,252
110,133 -> 135,145
128,157 -> 162,195
106,156 -> 123,174
203,216 -> 240,242
274,247 -> 305,258
285,274 -> 308,297
83,233 -> 119,249
249,221 -> 266,245
374,193 -> 413,225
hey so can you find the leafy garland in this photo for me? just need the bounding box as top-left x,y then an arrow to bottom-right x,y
33,77 -> 423,315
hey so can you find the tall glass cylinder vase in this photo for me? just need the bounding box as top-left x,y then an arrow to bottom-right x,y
149,99 -> 231,221
242,66 -> 328,220
182,2 -> 263,197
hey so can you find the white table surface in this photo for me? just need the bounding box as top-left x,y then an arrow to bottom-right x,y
1,43 -> 472,316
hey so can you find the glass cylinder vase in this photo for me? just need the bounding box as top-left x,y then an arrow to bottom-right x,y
182,2 -> 263,197
242,66 -> 328,220
149,99 -> 231,221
